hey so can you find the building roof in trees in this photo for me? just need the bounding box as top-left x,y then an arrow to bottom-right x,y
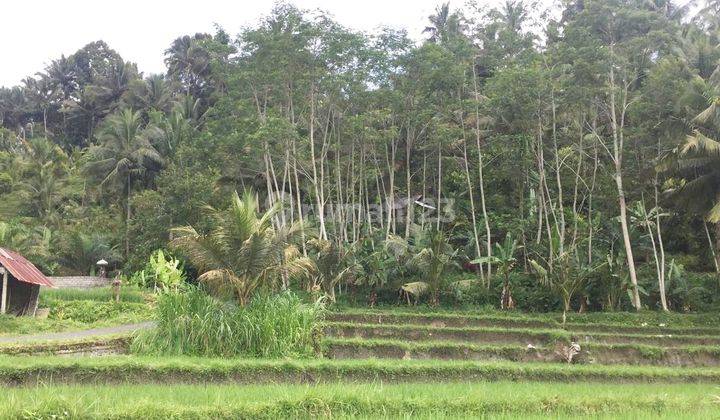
0,248 -> 54,287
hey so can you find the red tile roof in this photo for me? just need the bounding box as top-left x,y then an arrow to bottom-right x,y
0,248 -> 54,287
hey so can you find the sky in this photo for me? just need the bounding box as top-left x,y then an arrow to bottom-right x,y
0,0 -> 506,88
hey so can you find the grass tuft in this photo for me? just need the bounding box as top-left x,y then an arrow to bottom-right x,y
131,289 -> 324,358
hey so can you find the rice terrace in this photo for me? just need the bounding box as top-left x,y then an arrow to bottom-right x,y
2,0 -> 720,418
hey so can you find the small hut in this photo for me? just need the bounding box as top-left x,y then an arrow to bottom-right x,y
0,248 -> 54,316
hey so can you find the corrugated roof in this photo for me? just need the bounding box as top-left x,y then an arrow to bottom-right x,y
0,248 -> 54,287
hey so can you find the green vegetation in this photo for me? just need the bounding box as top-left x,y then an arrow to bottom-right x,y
4,1 -> 720,417
2,356 -> 720,385
0,335 -> 129,356
171,191 -> 313,305
0,301 -> 151,336
324,337 -> 720,365
131,289 -> 322,357
332,306 -> 720,328
1,382 -> 717,419
40,286 -> 148,304
1,0 -> 720,314
126,250 -> 185,291
326,321 -> 571,344
0,286 -> 152,336
47,300 -> 151,324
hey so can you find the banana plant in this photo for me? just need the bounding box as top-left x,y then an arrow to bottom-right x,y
472,234 -> 519,310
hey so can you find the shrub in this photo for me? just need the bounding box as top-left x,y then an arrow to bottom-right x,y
132,288 -> 324,357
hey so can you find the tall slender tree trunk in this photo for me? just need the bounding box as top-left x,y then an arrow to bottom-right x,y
472,63 -> 492,280
404,128 -> 414,238
551,91 -> 565,255
308,87 -> 327,240
643,195 -> 667,311
292,138 -> 307,256
609,63 -> 641,310
385,137 -> 397,239
654,178 -> 668,311
588,117 -> 599,265
462,137 -> 482,263
126,173 -> 132,258
436,140 -> 442,231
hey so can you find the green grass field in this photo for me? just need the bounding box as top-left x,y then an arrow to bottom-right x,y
39,286 -> 148,304
2,381 -> 718,419
4,302 -> 720,418
2,356 -> 720,385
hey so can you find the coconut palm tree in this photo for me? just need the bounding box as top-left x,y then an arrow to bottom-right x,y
86,109 -> 163,256
661,93 -> 720,270
22,76 -> 57,135
22,138 -> 72,219
406,230 -> 457,306
171,191 -> 314,306
423,2 -> 463,44
488,0 -> 529,34
307,238 -> 359,302
58,230 -> 121,275
165,34 -> 212,97
127,74 -> 173,113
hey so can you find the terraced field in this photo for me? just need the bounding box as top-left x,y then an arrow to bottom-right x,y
1,309 -> 720,418
323,310 -> 720,367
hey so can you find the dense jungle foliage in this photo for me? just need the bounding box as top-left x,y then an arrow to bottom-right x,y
3,0 -> 720,312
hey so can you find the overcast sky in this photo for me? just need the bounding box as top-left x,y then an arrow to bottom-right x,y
2,0 -> 525,88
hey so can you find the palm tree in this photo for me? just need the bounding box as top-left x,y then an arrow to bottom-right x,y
406,230 -> 457,305
643,0 -> 695,22
24,138 -> 70,215
171,191 -> 314,306
0,221 -> 54,273
680,28 -> 720,80
696,0 -> 720,33
86,109 -> 163,256
44,56 -> 78,102
22,76 -> 57,135
58,230 -> 121,275
423,2 -> 463,44
0,221 -> 31,253
127,74 -> 172,113
661,94 -> 720,270
307,238 -> 359,302
488,0 -> 529,34
165,34 -> 212,97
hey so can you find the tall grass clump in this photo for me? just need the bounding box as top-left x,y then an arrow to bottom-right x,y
132,288 -> 324,357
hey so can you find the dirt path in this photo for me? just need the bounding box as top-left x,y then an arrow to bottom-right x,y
0,321 -> 155,344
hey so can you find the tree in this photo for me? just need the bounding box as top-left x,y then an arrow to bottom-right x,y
628,201 -> 670,311
171,191 -> 314,305
663,128 -> 720,268
307,238 -> 359,302
423,2 -> 464,44
86,109 -> 163,256
561,0 -> 677,309
406,230 -> 457,305
58,230 -> 120,275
